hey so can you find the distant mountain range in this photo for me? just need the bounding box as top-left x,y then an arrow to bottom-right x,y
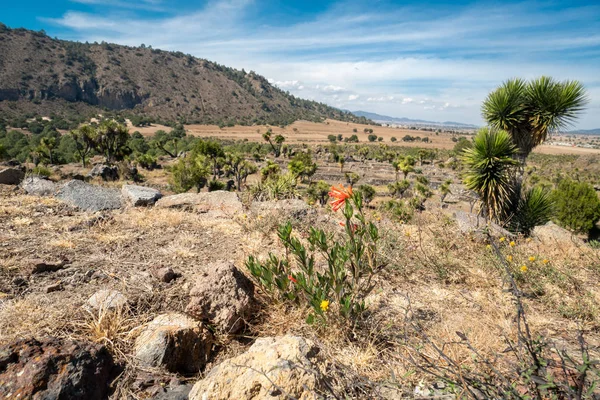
566,128 -> 600,135
351,110 -> 479,129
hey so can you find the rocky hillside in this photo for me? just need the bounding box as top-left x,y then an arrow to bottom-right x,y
0,23 -> 370,126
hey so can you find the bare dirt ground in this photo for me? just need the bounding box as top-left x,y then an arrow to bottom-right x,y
130,119 -> 600,156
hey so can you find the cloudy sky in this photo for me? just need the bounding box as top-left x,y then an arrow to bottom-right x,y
4,0 -> 600,128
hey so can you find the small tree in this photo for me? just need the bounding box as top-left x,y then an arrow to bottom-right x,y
94,120 -> 130,163
344,171 -> 360,188
225,153 -> 257,191
71,125 -> 95,167
391,137 -> 397,142
193,139 -> 225,179
327,134 -> 337,143
307,180 -> 330,205
368,134 -> 377,142
263,130 -> 285,157
388,180 -> 410,198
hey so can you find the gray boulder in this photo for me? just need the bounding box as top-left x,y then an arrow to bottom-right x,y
533,222 -> 581,244
21,176 -> 57,196
88,164 -> 119,181
122,184 -> 162,206
453,211 -> 512,238
0,167 -> 25,185
134,313 -> 212,373
57,180 -> 122,212
156,191 -> 242,213
185,261 -> 255,333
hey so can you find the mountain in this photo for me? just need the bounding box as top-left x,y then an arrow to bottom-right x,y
351,110 -> 478,129
566,128 -> 600,135
0,23 -> 371,126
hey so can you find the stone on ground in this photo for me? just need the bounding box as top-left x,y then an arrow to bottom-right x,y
250,199 -> 315,220
0,167 -> 25,185
0,337 -> 114,400
156,191 -> 242,213
185,261 -> 254,333
533,222 -> 582,244
134,313 -> 212,374
189,336 -> 325,400
21,176 -> 57,196
87,289 -> 128,310
122,184 -> 162,206
453,210 -> 512,238
56,180 -> 122,212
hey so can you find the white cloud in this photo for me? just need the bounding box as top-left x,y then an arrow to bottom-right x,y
41,0 -> 600,128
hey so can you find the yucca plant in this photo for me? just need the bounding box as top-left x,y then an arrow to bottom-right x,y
482,77 -> 588,164
509,186 -> 554,235
460,128 -> 519,221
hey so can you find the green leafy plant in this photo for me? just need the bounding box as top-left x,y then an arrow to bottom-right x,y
246,186 -> 379,324
551,179 -> 600,233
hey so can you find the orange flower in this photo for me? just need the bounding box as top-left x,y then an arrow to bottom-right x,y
288,274 -> 297,283
329,185 -> 353,212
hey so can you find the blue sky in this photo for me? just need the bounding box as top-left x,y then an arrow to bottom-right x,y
3,0 -> 600,128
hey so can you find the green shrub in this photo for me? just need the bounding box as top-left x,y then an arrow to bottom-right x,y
208,179 -> 225,191
391,137 -> 397,142
551,179 -> 600,233
388,180 -> 410,198
357,184 -> 376,205
249,172 -> 298,201
136,153 -> 158,170
306,180 -> 330,205
368,134 -> 377,142
246,190 -> 379,323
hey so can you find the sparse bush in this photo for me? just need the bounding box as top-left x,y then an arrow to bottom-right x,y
249,171 -> 299,201
30,165 -> 52,177
246,187 -> 379,323
388,180 -> 410,198
390,137 -> 397,142
327,134 -> 337,143
368,134 -> 377,142
381,199 -> 413,222
306,180 -> 330,205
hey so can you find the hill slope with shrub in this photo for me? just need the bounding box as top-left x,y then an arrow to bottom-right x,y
0,23 -> 370,126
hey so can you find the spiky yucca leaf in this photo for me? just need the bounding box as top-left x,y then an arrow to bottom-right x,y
460,128 -> 519,221
510,186 -> 554,235
482,77 -> 588,160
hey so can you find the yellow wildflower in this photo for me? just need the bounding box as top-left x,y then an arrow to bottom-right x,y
486,244 -> 491,249
320,300 -> 330,312
542,259 -> 549,264
506,255 -> 513,262
520,265 -> 528,272
528,256 -> 536,262
499,237 -> 506,242
526,238 -> 532,243
509,241 -> 516,247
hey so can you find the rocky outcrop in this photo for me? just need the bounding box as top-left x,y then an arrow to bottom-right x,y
185,261 -> 255,333
21,176 -> 57,196
0,337 -> 115,400
156,191 -> 242,213
189,336 -> 326,400
122,184 -> 162,206
0,167 -> 25,185
88,164 -> 119,181
134,313 -> 212,374
56,180 -> 122,212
